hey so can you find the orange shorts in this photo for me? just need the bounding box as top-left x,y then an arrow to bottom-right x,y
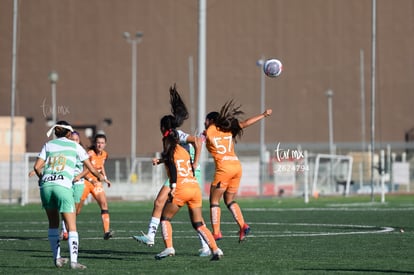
81,180 -> 106,201
172,185 -> 202,209
211,161 -> 242,194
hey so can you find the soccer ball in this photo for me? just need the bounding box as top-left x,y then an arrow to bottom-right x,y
263,59 -> 283,78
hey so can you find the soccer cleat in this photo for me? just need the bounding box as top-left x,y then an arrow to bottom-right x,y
155,247 -> 175,260
213,231 -> 222,241
103,230 -> 114,240
211,248 -> 224,261
70,262 -> 87,270
132,231 -> 154,247
198,247 -> 211,257
239,224 -> 251,243
55,257 -> 68,268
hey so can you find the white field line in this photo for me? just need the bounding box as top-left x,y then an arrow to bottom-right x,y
0,220 -> 395,241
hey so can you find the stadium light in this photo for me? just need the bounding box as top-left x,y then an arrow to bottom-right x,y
123,31 -> 143,165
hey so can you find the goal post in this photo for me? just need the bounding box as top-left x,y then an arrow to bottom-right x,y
311,154 -> 353,198
22,152 -> 40,206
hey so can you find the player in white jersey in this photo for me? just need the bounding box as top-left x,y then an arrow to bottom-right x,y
33,121 -> 105,270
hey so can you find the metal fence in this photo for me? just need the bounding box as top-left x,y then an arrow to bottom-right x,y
2,142 -> 414,205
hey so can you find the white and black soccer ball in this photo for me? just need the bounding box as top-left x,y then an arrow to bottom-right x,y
263,59 -> 283,78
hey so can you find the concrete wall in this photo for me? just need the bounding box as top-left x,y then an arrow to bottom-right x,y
0,116 -> 26,161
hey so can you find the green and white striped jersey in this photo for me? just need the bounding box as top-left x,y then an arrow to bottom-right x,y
38,137 -> 89,189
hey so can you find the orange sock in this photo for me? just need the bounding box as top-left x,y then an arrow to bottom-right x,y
161,220 -> 173,248
197,224 -> 218,251
228,201 -> 245,228
210,205 -> 221,235
101,210 -> 110,233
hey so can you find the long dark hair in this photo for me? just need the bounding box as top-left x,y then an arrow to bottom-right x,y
160,84 -> 189,165
160,84 -> 189,134
161,129 -> 180,167
215,100 -> 244,141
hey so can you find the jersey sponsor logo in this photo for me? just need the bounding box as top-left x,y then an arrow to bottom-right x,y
222,156 -> 238,161
181,178 -> 198,184
44,174 -> 64,182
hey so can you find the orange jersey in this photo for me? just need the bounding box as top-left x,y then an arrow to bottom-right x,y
165,145 -> 198,187
86,149 -> 108,181
205,125 -> 242,192
205,125 -> 240,172
165,145 -> 201,208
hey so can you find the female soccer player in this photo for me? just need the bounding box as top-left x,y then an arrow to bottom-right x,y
155,128 -> 223,260
204,101 -> 272,242
33,121 -> 105,269
76,134 -> 113,240
133,85 -> 210,256
60,131 -> 89,241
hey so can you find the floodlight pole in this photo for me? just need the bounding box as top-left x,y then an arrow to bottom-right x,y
325,90 -> 334,190
123,31 -> 143,166
9,0 -> 18,204
257,57 -> 266,197
370,0 -> 377,202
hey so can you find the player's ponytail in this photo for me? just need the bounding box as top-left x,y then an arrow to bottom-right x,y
169,84 -> 189,128
161,129 -> 179,168
215,100 -> 244,141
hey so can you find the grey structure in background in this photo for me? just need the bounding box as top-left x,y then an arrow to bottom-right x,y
123,31 -> 143,164
1,0 -> 414,157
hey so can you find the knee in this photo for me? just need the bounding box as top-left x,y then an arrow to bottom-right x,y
154,198 -> 165,209
192,221 -> 204,230
99,199 -> 108,209
226,201 -> 237,209
160,216 -> 171,222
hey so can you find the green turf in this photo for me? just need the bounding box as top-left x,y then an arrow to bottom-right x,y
1,195 -> 414,274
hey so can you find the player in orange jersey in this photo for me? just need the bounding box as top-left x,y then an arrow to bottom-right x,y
77,134 -> 113,240
133,84 -> 210,256
154,128 -> 223,260
204,101 -> 272,242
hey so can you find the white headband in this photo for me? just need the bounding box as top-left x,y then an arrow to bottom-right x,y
46,124 -> 74,137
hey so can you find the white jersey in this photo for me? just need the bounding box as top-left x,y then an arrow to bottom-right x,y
38,137 -> 89,189
177,130 -> 189,147
176,129 -> 202,170
73,156 -> 85,185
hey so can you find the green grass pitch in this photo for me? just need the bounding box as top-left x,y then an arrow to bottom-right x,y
1,195 -> 414,274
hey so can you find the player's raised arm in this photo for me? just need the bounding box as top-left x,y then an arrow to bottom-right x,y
239,109 -> 272,129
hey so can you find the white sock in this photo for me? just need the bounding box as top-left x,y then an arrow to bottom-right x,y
147,217 -> 160,240
68,231 -> 79,263
48,228 -> 60,260
61,220 -> 67,233
198,231 -> 209,250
